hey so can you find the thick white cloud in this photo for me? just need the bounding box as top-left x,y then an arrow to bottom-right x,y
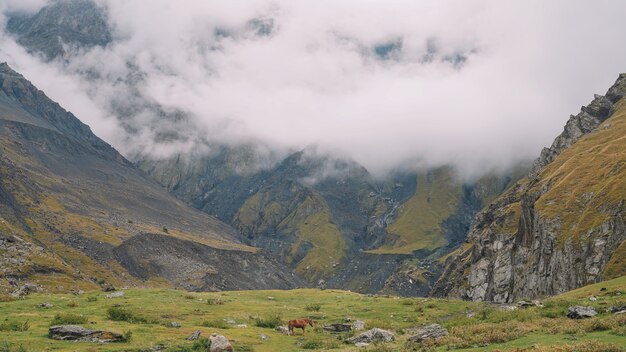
1,0 -> 626,178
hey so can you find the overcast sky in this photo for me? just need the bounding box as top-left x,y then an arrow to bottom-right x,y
1,0 -> 626,178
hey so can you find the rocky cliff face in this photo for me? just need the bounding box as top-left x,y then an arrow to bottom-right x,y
433,74 -> 626,302
0,63 -> 302,294
6,0 -> 111,61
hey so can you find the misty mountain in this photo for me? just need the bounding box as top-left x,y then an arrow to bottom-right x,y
433,74 -> 626,302
0,62 -> 301,293
2,0 -> 529,295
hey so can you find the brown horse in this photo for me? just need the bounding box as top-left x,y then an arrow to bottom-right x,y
288,318 -> 314,335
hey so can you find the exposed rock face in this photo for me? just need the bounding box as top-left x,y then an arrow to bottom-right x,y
187,330 -> 202,340
323,323 -> 352,333
567,306 -> 597,319
209,333 -> 234,352
6,0 -> 112,61
48,325 -> 123,342
346,328 -> 395,344
407,324 -> 448,343
433,74 -> 626,302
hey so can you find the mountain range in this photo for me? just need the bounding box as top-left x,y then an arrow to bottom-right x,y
1,0 -> 625,302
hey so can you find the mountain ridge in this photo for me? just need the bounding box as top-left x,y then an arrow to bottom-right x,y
0,62 -> 302,294
432,73 -> 626,302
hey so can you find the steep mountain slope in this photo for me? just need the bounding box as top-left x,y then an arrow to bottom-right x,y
433,74 -> 626,302
0,63 -> 301,294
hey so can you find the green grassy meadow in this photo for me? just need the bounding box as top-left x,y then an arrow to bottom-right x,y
2,277 -> 626,351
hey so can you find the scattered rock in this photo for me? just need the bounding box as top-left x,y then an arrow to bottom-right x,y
166,322 -> 181,328
259,334 -> 269,341
355,342 -> 370,348
343,317 -> 352,322
267,296 -> 275,301
101,283 -> 116,292
209,333 -> 234,352
600,287 -> 607,292
225,319 -> 237,325
48,325 -> 123,342
37,302 -> 54,309
105,291 -> 124,298
235,324 -> 248,328
567,306 -> 597,319
11,283 -> 39,297
407,324 -> 448,343
352,320 -> 365,330
466,311 -> 476,318
517,300 -> 543,308
323,323 -> 352,333
148,344 -> 167,351
609,305 -> 626,314
500,304 -> 518,311
73,290 -> 85,296
347,328 -> 395,344
589,296 -> 597,302
187,330 -> 201,341
275,326 -> 290,335
317,279 -> 327,290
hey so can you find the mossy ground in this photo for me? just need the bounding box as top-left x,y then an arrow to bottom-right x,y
2,278 -> 626,351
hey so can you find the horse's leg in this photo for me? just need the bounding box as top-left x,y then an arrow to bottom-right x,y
302,326 -> 305,335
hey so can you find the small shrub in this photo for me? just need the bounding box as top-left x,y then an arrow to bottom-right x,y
51,313 -> 87,326
206,297 -> 224,305
107,307 -> 148,324
254,314 -> 282,328
202,319 -> 230,329
184,294 -> 195,300
233,344 -> 254,352
87,296 -> 98,302
0,342 -> 27,352
305,304 -> 321,312
67,300 -> 79,308
401,299 -> 414,306
162,226 -> 169,233
302,340 -> 323,349
122,330 -> 133,342
0,320 -> 30,332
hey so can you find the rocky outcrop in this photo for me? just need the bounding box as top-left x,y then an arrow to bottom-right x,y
407,324 -> 448,343
346,328 -> 395,344
6,0 -> 112,61
48,325 -> 124,342
567,306 -> 597,319
433,74 -> 626,302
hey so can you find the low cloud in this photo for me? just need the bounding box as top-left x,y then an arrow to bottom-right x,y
1,0 -> 626,178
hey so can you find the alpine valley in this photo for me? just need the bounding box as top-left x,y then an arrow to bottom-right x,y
1,0 -> 625,313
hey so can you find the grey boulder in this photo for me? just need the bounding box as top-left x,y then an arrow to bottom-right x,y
567,306 -> 597,319
347,328 -> 395,344
209,333 -> 234,352
407,324 -> 448,343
